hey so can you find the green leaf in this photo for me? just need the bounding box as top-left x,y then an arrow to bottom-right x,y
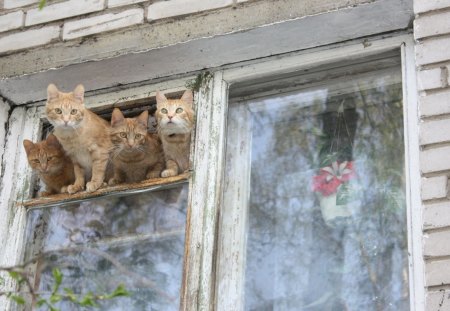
63,288 -> 77,302
0,276 -> 4,286
79,292 -> 98,307
37,298 -> 47,307
50,294 -> 62,304
108,284 -> 129,299
8,271 -> 22,281
38,0 -> 47,10
49,305 -> 60,311
52,268 -> 63,285
10,295 -> 25,305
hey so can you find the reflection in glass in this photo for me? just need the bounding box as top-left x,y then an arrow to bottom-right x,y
24,184 -> 188,310
228,69 -> 408,310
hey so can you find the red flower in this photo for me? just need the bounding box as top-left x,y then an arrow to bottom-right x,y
312,161 -> 355,196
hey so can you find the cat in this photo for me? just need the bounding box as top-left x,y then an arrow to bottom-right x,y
45,84 -> 112,194
23,134 -> 75,197
108,108 -> 164,185
155,90 -> 194,177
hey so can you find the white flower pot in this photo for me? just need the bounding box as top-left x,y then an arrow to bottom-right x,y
319,193 -> 352,225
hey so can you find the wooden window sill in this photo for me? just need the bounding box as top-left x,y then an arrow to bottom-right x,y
20,172 -> 190,209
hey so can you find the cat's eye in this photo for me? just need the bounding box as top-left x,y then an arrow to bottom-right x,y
70,109 -> 77,115
135,134 -> 142,139
176,108 -> 183,113
161,108 -> 168,114
55,108 -> 62,114
47,157 -> 53,161
32,159 -> 40,163
120,132 -> 127,138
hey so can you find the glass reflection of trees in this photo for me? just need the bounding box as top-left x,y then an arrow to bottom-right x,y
244,77 -> 408,311
24,184 -> 188,311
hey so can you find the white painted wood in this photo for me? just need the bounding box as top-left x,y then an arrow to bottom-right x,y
182,71 -> 228,311
0,100 -> 10,180
215,103 -> 252,311
0,106 -> 42,311
401,39 -> 425,311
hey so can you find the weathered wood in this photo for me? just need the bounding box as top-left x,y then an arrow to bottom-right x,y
21,173 -> 190,209
215,103 -> 252,311
181,71 -> 228,311
0,100 -> 10,179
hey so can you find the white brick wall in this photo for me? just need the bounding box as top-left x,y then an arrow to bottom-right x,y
63,8 -> 144,40
420,146 -> 450,173
420,91 -> 450,117
3,0 -> 38,9
415,10 -> 450,39
0,26 -> 60,54
417,66 -> 448,91
147,0 -> 233,21
426,259 -> 450,286
416,38 -> 450,66
108,0 -> 147,8
424,231 -> 450,257
427,290 -> 450,311
421,176 -> 448,200
26,0 -> 105,26
423,202 -> 450,230
0,11 -> 24,33
420,119 -> 450,145
414,0 -> 450,14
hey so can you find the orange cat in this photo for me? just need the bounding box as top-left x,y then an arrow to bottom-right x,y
45,84 -> 112,194
23,134 -> 75,196
155,90 -> 194,177
109,108 -> 164,184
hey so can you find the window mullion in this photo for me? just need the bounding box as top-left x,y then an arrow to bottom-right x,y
182,71 -> 229,311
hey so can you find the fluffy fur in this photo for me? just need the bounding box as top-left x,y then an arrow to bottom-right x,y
155,90 -> 194,177
109,108 -> 164,185
45,84 -> 112,193
23,134 -> 75,196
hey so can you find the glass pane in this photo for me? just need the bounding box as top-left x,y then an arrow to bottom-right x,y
226,67 -> 408,310
24,184 -> 188,311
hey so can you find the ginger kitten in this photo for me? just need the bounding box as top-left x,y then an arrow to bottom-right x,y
155,90 -> 194,177
45,84 -> 112,194
23,134 -> 75,197
109,108 -> 164,185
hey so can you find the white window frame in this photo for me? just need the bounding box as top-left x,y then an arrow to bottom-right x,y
0,33 -> 422,311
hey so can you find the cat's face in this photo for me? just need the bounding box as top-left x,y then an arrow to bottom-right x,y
110,108 -> 149,152
45,84 -> 86,129
155,90 -> 194,135
23,134 -> 67,175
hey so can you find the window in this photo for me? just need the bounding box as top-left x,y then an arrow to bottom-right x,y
1,34 -> 422,311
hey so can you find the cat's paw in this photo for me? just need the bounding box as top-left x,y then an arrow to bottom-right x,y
38,191 -> 53,197
60,186 -> 68,193
67,184 -> 84,194
108,178 -> 118,186
86,181 -> 102,192
146,171 -> 161,179
161,169 -> 177,178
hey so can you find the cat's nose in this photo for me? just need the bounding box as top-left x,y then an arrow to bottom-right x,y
168,115 -> 173,120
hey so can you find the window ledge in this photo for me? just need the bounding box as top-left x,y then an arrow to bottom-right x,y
20,172 -> 190,209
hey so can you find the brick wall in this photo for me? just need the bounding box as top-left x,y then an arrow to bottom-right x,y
0,0 -> 248,55
414,0 -> 450,309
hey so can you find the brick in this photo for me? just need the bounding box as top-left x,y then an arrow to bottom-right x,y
414,0 -> 450,14
421,119 -> 450,145
63,8 -> 144,40
416,38 -> 450,66
108,0 -> 147,8
26,0 -> 105,26
427,290 -> 450,311
417,67 -> 447,91
424,230 -> 450,257
0,26 -> 60,54
422,176 -> 448,200
420,91 -> 450,117
426,259 -> 450,286
3,0 -> 38,9
0,11 -> 23,33
415,11 -> 450,39
424,201 -> 450,230
420,146 -> 450,173
147,0 -> 233,21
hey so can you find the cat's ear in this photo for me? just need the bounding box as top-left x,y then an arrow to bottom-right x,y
136,110 -> 149,128
46,134 -> 61,148
156,91 -> 167,107
23,139 -> 34,154
111,108 -> 125,127
181,90 -> 193,106
47,84 -> 60,101
73,84 -> 85,102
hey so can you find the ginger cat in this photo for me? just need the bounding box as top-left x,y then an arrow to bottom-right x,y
155,90 -> 194,177
45,84 -> 112,194
23,134 -> 75,197
109,108 -> 164,185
